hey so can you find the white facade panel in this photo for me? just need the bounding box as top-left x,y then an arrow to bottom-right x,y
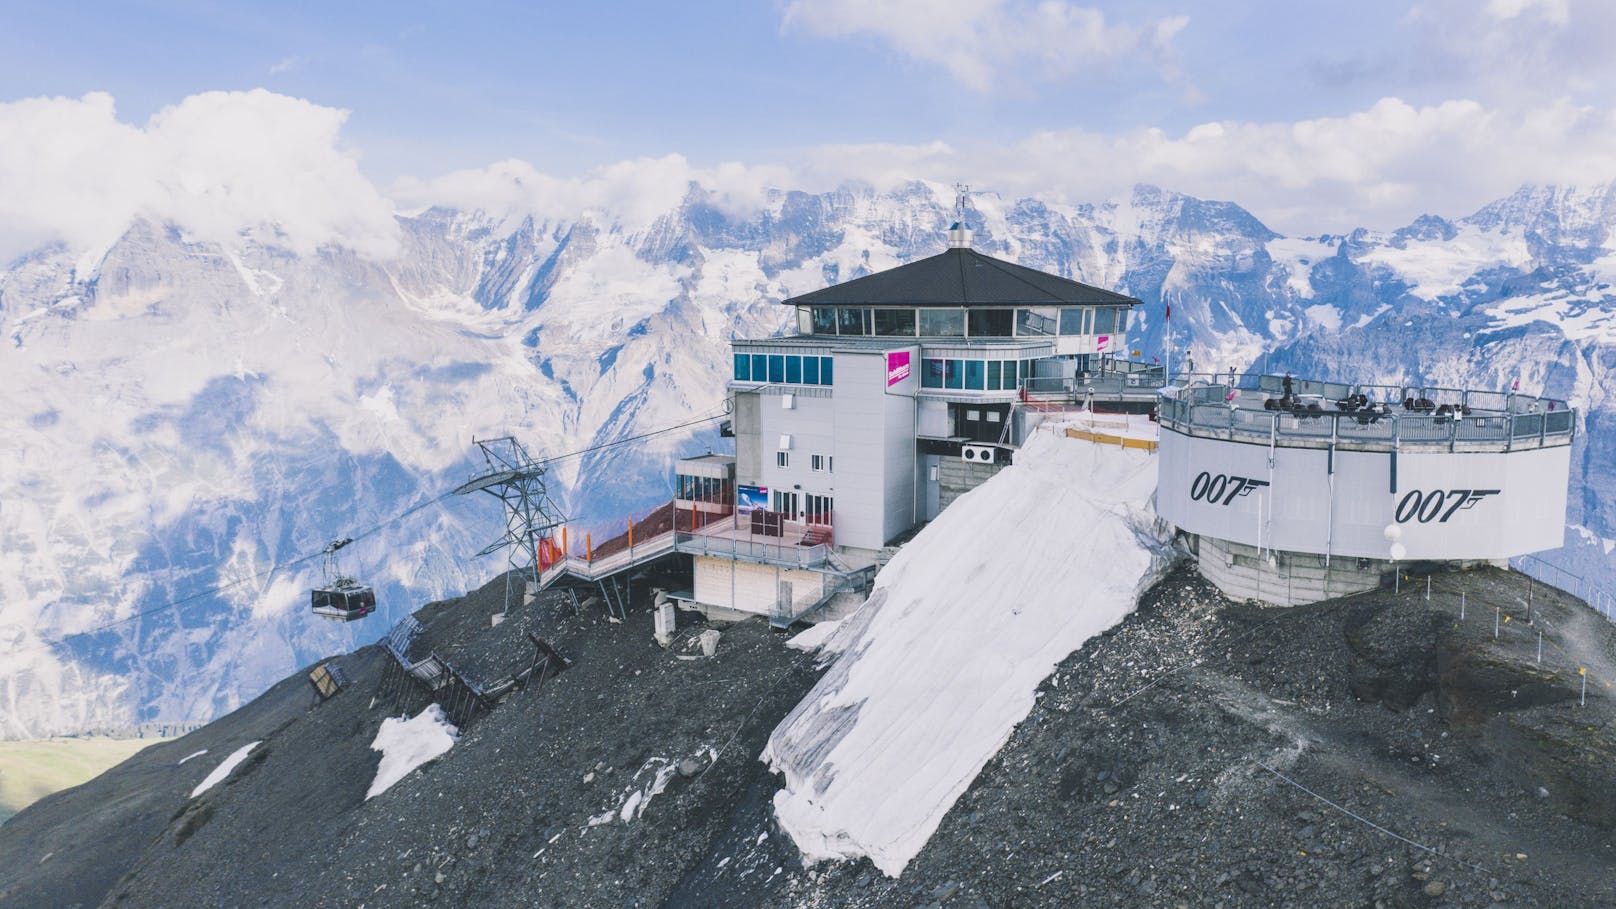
881,349 -> 920,542
1157,429 -> 1569,561
757,390 -> 836,514
831,351 -> 899,549
917,398 -> 949,437
692,556 -> 826,614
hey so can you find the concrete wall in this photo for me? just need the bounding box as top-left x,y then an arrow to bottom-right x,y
938,457 -> 1006,511
692,555 -> 826,615
1194,534 -> 1383,607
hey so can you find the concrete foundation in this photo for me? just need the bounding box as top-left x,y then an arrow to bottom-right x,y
1193,534 -> 1385,607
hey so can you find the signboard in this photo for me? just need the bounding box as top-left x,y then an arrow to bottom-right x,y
1156,429 -> 1569,561
737,484 -> 769,513
886,350 -> 912,387
1096,335 -> 1110,352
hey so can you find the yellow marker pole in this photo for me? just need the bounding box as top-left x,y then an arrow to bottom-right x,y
586,533 -> 593,562
1580,667 -> 1587,707
628,518 -> 634,550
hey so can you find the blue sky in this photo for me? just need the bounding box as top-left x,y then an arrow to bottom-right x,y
2,0 -> 1615,245
0,1 -> 1488,177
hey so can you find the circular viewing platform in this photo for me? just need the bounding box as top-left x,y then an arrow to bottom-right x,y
1158,374 -> 1575,452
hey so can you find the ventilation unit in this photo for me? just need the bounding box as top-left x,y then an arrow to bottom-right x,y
779,434 -> 793,450
782,393 -> 795,410
961,444 -> 996,464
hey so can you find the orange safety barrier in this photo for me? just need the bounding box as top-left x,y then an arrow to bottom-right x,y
1064,426 -> 1158,452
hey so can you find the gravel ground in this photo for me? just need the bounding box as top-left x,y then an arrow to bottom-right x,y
2,562 -> 1612,909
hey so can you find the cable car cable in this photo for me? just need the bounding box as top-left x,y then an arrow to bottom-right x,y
29,402 -> 732,649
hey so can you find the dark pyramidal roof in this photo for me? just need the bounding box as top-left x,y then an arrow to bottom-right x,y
782,247 -> 1140,308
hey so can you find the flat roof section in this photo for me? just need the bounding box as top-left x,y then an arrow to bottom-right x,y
782,248 -> 1141,308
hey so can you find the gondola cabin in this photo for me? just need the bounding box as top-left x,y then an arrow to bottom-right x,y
311,579 -> 376,622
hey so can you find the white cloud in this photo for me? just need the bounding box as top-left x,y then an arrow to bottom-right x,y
803,97 -> 1616,234
5,87 -> 1616,262
781,0 -> 1188,93
0,90 -> 399,263
391,154 -> 793,234
268,55 -> 300,75
1485,0 -> 1570,24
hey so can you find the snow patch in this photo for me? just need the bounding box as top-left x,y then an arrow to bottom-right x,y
366,704 -> 458,799
177,748 -> 209,765
1303,303 -> 1342,332
1265,236 -> 1336,298
189,740 -> 260,797
763,423 -> 1176,876
590,756 -> 682,826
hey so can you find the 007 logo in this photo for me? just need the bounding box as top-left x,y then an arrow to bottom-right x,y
1189,471 -> 1270,506
1394,489 -> 1499,524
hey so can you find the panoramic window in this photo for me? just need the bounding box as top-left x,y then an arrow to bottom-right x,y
1093,307 -> 1116,335
785,356 -> 802,384
803,355 -> 820,385
873,309 -> 916,336
945,359 -> 964,390
811,307 -> 837,334
768,355 -> 785,384
1016,307 -> 1058,336
919,309 -> 965,337
968,309 -> 1013,337
838,307 -> 869,335
734,353 -> 751,381
923,359 -> 944,388
1059,307 -> 1091,335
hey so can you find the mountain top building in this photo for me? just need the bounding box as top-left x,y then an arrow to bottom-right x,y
667,216 -> 1159,621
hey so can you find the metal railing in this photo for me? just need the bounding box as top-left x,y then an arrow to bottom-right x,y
1512,554 -> 1616,623
674,530 -> 832,570
1157,377 -> 1576,451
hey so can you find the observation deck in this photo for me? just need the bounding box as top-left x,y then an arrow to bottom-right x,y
1158,374 -> 1574,453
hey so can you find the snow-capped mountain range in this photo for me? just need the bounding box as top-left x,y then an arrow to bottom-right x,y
3,179 -> 1613,738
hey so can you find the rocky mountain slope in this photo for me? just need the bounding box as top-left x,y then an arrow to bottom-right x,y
5,179 -> 1616,737
2,562 -> 1610,908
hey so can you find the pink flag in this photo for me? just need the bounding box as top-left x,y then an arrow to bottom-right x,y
1512,378 -> 1520,391
1096,335 -> 1110,351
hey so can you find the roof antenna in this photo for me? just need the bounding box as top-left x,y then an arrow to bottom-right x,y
949,183 -> 974,249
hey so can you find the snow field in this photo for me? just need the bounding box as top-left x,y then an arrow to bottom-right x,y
764,423 -> 1175,875
366,704 -> 458,800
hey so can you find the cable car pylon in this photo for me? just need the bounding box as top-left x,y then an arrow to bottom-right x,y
453,436 -> 567,612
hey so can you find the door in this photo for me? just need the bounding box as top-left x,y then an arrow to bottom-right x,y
924,454 -> 941,520
772,490 -> 800,520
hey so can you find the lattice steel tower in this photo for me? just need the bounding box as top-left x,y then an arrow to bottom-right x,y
453,436 -> 566,607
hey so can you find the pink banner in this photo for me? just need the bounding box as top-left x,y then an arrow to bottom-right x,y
886,350 -> 912,386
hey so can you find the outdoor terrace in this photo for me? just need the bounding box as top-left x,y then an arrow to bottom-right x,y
1158,373 -> 1575,452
